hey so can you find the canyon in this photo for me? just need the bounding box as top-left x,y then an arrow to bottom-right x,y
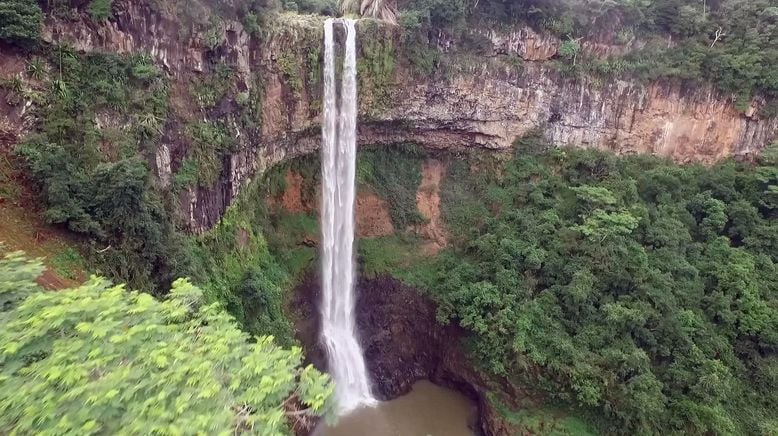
1,0 -> 775,235
1,2 -> 776,435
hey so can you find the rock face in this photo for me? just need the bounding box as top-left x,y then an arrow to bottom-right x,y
292,274 -> 521,436
413,159 -> 448,254
294,274 -> 447,401
376,65 -> 777,162
4,0 -> 777,233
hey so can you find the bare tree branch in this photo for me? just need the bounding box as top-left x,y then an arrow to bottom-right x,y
710,27 -> 726,48
95,245 -> 112,253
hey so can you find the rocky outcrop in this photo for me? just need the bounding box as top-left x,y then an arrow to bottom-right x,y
293,274 -> 449,401
413,159 -> 448,254
3,0 -> 776,233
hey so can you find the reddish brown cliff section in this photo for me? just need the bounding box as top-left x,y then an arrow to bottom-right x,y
413,159 -> 448,254
2,0 -> 776,233
265,169 -> 395,239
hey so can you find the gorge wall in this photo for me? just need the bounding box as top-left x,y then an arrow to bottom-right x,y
2,0 -> 776,233
293,273 -> 526,436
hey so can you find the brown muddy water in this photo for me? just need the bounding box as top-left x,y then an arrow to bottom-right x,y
314,380 -> 477,436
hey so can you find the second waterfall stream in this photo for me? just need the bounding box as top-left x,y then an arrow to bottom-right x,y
320,18 -> 376,414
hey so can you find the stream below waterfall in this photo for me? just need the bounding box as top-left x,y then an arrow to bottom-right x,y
313,381 -> 477,436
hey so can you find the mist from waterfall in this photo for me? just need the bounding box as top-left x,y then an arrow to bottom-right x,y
320,17 -> 375,415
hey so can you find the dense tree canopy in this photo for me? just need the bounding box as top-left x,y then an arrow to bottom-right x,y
0,0 -> 42,47
408,136 -> 778,434
0,251 -> 333,435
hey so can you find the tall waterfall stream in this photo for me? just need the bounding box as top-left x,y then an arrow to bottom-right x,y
317,19 -> 477,434
320,17 -> 376,414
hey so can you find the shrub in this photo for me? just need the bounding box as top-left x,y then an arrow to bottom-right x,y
88,0 -> 113,21
14,51 -> 180,292
0,0 -> 42,47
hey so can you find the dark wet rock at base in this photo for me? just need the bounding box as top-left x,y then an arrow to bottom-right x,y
292,274 -> 524,436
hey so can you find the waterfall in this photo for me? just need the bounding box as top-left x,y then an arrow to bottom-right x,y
320,18 -> 376,415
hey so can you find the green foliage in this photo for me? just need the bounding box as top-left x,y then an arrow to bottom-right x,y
264,211 -> 318,278
491,394 -> 596,436
243,11 -> 263,35
0,73 -> 25,106
172,156 -> 199,192
413,136 -> 778,434
400,0 -> 468,28
25,57 -> 46,80
0,251 -> 44,311
204,17 -> 225,49
358,145 -> 425,230
88,0 -> 113,21
357,21 -> 396,114
396,0 -> 778,112
358,234 -> 431,279
18,144 -> 188,292
192,64 -> 234,108
283,0 -> 338,15
182,120 -> 234,188
439,152 -> 503,244
185,162 -> 321,341
0,0 -> 42,47
574,209 -> 639,240
558,36 -> 581,65
237,0 -> 282,36
0,253 -> 334,434
17,51 -> 183,292
258,157 -> 321,277
404,39 -> 440,75
0,154 -> 21,200
278,52 -> 303,95
49,247 -> 86,281
187,218 -> 294,343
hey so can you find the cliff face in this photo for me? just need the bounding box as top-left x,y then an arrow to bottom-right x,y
377,65 -> 776,161
5,0 -> 777,233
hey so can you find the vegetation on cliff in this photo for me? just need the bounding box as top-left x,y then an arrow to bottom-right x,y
358,145 -> 426,229
2,8 -> 324,338
185,167 -> 316,344
390,135 -> 778,434
15,50 -> 189,294
396,0 -> 778,113
0,0 -> 42,47
0,251 -> 333,435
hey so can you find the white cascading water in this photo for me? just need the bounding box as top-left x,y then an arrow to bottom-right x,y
320,18 -> 376,414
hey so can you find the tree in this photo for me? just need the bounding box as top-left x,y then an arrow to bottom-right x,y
0,0 -> 42,47
0,252 -> 334,435
342,0 -> 397,23
558,36 -> 582,66
574,210 -> 639,240
411,139 -> 778,434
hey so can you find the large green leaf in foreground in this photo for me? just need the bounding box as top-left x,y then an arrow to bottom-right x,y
0,251 -> 333,435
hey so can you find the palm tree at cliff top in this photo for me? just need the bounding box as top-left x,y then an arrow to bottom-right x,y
341,0 -> 397,23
